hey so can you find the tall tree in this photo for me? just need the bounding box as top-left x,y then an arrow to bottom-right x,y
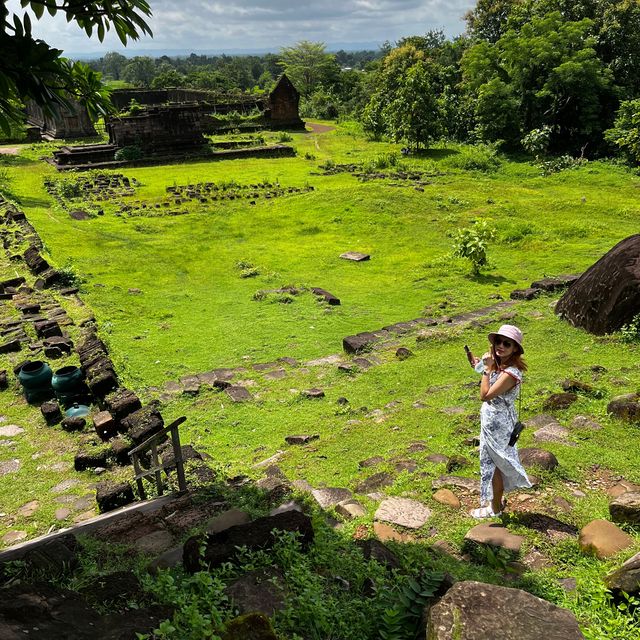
363,45 -> 442,148
278,41 -> 339,97
0,1 -> 152,131
461,11 -> 616,151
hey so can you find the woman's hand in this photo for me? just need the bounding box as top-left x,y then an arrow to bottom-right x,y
482,351 -> 494,369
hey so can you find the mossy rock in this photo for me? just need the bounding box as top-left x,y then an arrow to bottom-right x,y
222,612 -> 277,640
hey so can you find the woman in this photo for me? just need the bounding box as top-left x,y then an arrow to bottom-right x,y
471,324 -> 531,518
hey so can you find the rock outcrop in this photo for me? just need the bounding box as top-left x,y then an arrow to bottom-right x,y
555,234 -> 640,334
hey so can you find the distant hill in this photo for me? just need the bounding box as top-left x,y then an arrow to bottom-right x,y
69,42 -> 383,61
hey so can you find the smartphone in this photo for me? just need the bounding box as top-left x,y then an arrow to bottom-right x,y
464,345 -> 475,367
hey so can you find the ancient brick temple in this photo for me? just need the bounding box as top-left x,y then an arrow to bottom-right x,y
109,74 -> 305,131
25,98 -> 97,140
49,75 -> 303,168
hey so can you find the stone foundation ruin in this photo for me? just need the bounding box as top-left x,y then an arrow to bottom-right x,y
48,74 -> 304,169
25,98 -> 97,141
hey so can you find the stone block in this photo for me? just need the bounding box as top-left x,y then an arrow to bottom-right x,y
96,482 -> 135,513
509,288 -> 540,300
310,287 -> 340,305
120,406 -> 164,445
34,319 -> 62,339
93,411 -> 117,440
41,401 -> 62,425
343,332 -> 377,354
579,519 -> 634,558
61,417 -> 86,432
74,445 -> 109,471
0,338 -> 21,354
86,367 -> 118,397
105,388 -> 142,422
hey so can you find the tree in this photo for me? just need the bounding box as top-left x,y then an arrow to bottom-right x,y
121,56 -> 156,87
363,45 -> 442,148
605,98 -> 640,163
0,1 -> 152,131
461,11 -> 616,151
278,41 -> 340,97
100,51 -> 128,80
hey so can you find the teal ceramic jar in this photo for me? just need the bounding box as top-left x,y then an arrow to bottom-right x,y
18,361 -> 52,390
52,365 -> 84,393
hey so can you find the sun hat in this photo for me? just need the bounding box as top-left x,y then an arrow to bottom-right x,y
488,324 -> 524,353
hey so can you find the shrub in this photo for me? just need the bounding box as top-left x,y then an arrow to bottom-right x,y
277,131 -> 293,143
114,145 -> 144,162
452,219 -> 496,275
620,313 -> 640,343
239,267 -> 259,279
447,144 -> 501,172
361,152 -> 400,173
605,99 -> 640,164
522,125 -> 554,158
54,177 -> 82,199
538,155 -> 586,176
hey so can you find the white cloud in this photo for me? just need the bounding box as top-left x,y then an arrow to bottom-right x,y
6,0 -> 475,55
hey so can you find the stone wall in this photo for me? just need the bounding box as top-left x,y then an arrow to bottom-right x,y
25,99 -> 97,140
107,104 -> 206,154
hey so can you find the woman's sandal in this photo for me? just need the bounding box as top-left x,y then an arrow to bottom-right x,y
470,506 -> 502,519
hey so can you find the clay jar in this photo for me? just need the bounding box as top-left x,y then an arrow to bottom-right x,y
18,360 -> 52,390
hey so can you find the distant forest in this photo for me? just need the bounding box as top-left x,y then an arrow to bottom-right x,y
61,1 -> 640,162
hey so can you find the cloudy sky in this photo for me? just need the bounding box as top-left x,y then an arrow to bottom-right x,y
8,0 -> 476,56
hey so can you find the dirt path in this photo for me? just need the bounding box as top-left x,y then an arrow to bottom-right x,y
0,146 -> 20,155
305,122 -> 336,134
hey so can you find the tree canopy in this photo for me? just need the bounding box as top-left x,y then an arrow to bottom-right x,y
0,1 -> 152,131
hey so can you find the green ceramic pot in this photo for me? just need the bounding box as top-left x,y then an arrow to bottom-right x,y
18,361 -> 52,390
52,365 -> 84,393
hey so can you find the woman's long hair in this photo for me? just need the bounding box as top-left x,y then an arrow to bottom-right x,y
491,346 -> 528,373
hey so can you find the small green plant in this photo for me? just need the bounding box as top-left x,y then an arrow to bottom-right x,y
538,154 -> 586,176
320,158 -> 336,171
304,152 -> 316,160
57,261 -> 85,288
114,145 -> 144,162
447,144 -> 501,172
379,571 -> 445,640
278,131 -> 293,142
54,177 -> 83,199
362,152 -> 400,173
239,267 -> 259,278
452,219 -> 496,275
620,313 -> 640,343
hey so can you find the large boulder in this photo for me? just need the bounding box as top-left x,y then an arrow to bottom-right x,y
183,510 -> 313,572
609,491 -> 640,524
555,234 -> 640,334
426,581 -> 584,639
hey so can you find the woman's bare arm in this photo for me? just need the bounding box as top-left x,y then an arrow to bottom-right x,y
480,371 -> 518,401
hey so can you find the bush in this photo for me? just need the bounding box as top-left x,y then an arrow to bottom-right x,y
620,313 -> 640,343
605,99 -> 640,164
446,144 -> 501,172
538,155 -> 586,176
114,145 -> 144,162
452,220 -> 496,275
277,131 -> 293,143
54,177 -> 82,199
361,152 -> 400,173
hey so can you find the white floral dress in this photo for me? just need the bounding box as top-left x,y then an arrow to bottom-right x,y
479,366 -> 531,506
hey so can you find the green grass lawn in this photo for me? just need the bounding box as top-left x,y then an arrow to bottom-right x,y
1,124 -> 640,638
